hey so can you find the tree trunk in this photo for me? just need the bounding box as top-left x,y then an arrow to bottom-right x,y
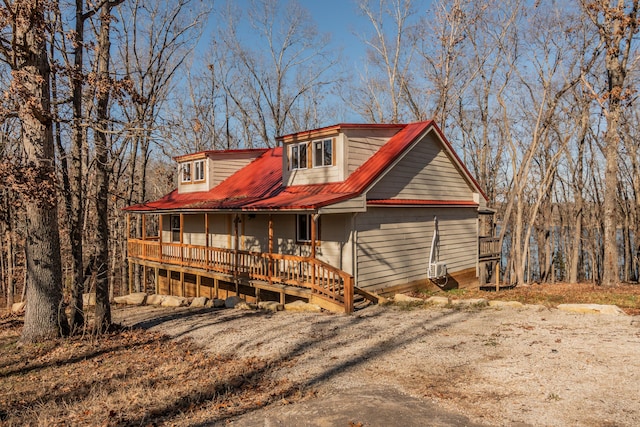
15,0 -> 68,342
93,0 -> 122,332
66,0 -> 88,332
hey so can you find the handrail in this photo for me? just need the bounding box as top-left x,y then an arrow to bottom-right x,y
127,238 -> 354,312
478,236 -> 501,260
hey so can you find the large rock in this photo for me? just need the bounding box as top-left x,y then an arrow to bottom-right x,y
258,301 -> 284,312
225,296 -> 245,308
213,298 -> 226,308
190,297 -> 209,308
426,296 -> 450,306
489,300 -> 524,309
284,300 -> 322,313
113,292 -> 147,306
450,298 -> 489,307
83,293 -> 96,307
161,295 -> 188,307
11,301 -> 26,314
146,294 -> 165,306
557,304 -> 627,316
394,294 -> 424,303
236,301 -> 258,310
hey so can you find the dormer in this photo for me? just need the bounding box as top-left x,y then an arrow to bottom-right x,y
175,149 -> 267,194
278,123 -> 405,187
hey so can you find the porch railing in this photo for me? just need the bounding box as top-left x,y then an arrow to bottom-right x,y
127,238 -> 354,312
479,236 -> 501,261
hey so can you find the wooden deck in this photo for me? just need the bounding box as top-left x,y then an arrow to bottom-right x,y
478,236 -> 501,261
127,239 -> 354,313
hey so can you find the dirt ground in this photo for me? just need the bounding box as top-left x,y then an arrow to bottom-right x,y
114,301 -> 640,427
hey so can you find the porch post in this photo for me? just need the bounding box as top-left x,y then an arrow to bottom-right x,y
268,214 -> 273,284
180,213 -> 184,266
234,214 -> 240,294
154,267 -> 159,294
158,214 -> 163,262
311,214 -> 317,259
311,214 -> 318,286
205,213 -> 210,270
141,214 -> 147,258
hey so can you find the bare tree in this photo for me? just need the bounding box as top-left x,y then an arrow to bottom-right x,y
580,0 -> 639,286
92,0 -> 124,332
209,0 -> 338,145
0,0 -> 68,341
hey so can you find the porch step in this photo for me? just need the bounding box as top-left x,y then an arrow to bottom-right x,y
353,293 -> 372,311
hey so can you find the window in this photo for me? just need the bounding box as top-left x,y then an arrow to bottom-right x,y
194,159 -> 205,181
170,215 -> 180,242
181,163 -> 191,182
290,143 -> 308,170
313,139 -> 333,167
296,214 -> 320,242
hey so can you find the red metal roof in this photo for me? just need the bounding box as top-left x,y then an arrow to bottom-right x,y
124,121 -> 486,213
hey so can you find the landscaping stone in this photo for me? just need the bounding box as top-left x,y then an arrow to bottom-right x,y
161,295 -> 188,307
82,293 -> 96,307
236,301 -> 258,310
557,304 -> 627,316
225,296 -> 244,308
213,298 -> 226,308
11,301 -> 25,314
113,292 -> 147,306
146,294 -> 165,306
258,301 -> 284,312
489,300 -> 524,308
426,296 -> 450,305
284,300 -> 322,312
450,298 -> 489,307
393,294 -> 424,303
190,297 -> 209,308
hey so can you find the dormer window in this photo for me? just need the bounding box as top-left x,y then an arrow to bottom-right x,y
194,159 -> 205,181
313,139 -> 333,167
181,163 -> 192,182
290,143 -> 308,170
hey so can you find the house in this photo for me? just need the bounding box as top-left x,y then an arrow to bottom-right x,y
124,121 -> 500,313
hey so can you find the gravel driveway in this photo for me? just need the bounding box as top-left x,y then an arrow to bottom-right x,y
115,302 -> 640,426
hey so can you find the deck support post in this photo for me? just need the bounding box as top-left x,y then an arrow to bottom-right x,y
196,274 -> 201,297
214,278 -> 219,299
154,267 -> 159,294
142,265 -> 148,293
128,260 -> 133,294
180,271 -> 185,297
495,261 -> 500,291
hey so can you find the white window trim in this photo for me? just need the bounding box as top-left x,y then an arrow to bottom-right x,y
290,142 -> 308,170
194,159 -> 205,182
313,138 -> 333,168
181,163 -> 192,183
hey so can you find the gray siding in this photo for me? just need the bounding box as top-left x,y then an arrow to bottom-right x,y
355,207 -> 477,291
344,128 -> 399,175
368,132 -> 474,201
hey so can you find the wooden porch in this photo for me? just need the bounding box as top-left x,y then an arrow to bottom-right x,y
127,238 -> 354,313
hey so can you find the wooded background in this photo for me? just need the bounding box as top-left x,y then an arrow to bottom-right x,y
1,0 -> 639,339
